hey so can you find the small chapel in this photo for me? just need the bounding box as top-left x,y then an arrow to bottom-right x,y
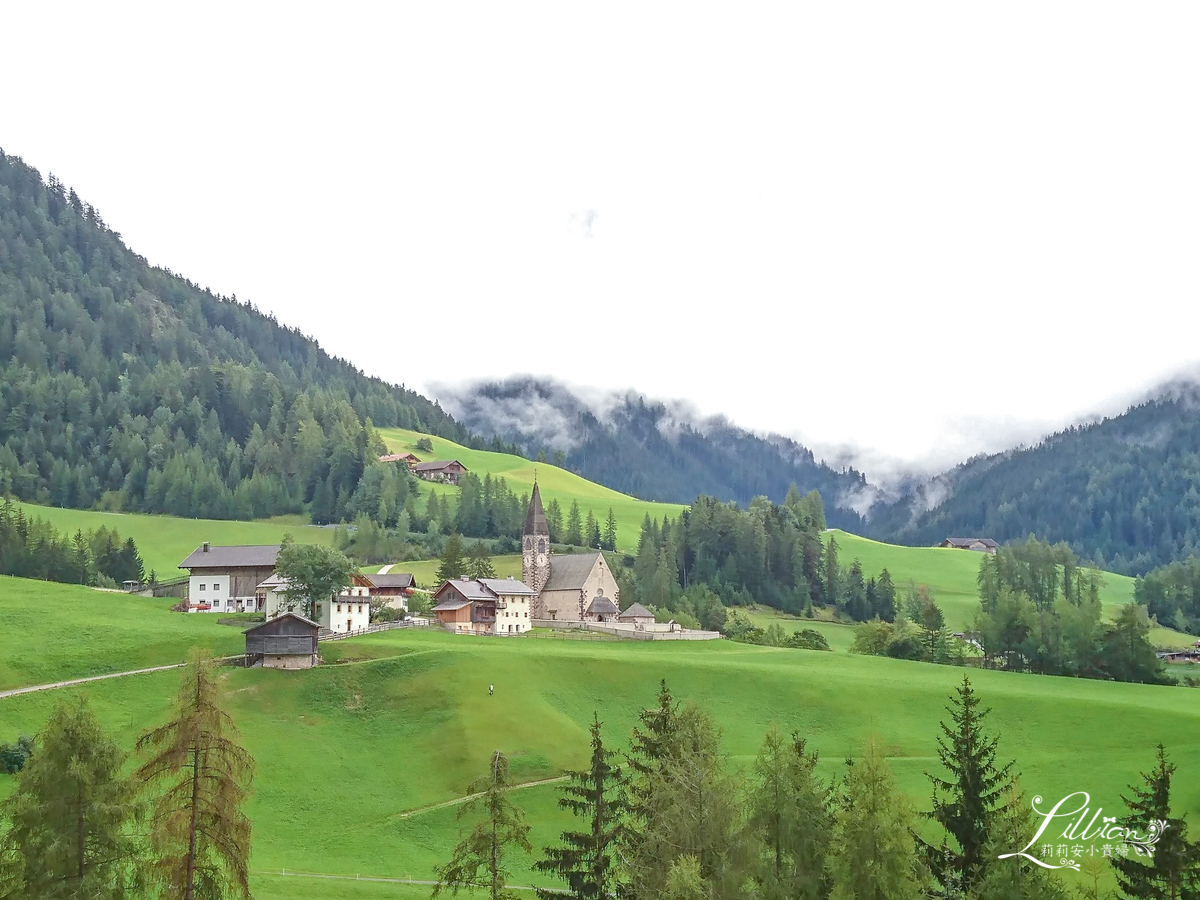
523,482 -> 621,622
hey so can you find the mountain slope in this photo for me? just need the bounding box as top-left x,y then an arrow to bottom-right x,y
438,377 -> 869,531
0,150 -> 476,521
870,386 -> 1200,574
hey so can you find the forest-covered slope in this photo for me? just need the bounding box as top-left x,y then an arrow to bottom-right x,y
870,388 -> 1200,574
440,377 -> 869,531
0,150 -> 481,520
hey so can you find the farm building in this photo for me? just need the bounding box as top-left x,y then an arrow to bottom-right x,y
940,537 -> 1000,554
619,602 -> 656,626
243,613 -> 319,669
521,483 -> 620,620
432,577 -> 535,635
257,572 -> 373,634
379,452 -> 420,468
178,543 -> 279,613
365,572 -> 416,610
413,459 -> 468,484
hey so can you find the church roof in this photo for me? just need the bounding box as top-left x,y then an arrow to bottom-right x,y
542,552 -> 603,592
524,482 -> 549,536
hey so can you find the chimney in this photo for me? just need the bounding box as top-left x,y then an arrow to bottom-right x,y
202,542 -> 210,553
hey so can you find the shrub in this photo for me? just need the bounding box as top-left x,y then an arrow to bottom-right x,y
786,629 -> 831,651
0,735 -> 34,774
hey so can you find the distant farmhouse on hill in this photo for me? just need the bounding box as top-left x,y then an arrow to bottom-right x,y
413,459 -> 468,484
940,537 -> 1000,554
178,542 -> 279,613
379,452 -> 420,468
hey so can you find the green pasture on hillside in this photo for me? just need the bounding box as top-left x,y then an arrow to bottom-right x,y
1,624 -> 1198,899
378,427 -> 685,552
10,501 -> 335,579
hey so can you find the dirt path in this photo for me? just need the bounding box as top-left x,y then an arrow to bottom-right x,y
390,775 -> 569,820
262,870 -> 564,893
377,563 -> 394,574
0,663 -> 188,700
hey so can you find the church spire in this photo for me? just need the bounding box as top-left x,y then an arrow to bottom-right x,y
524,480 -> 549,536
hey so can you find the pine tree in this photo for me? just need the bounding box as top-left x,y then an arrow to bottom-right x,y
1110,744 -> 1200,899
747,725 -> 833,900
923,676 -> 1015,893
546,499 -> 564,543
585,510 -> 600,549
0,698 -> 141,899
877,568 -> 897,622
467,541 -> 497,580
566,502 -> 584,547
829,736 -> 925,900
535,716 -> 627,899
823,536 -> 839,607
970,783 -> 1070,900
602,508 -> 618,552
437,533 -> 467,583
136,652 -> 254,900
434,751 -> 532,900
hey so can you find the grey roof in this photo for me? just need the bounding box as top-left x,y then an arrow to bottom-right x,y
587,595 -> 620,616
366,573 -> 415,589
437,579 -> 497,602
414,459 -> 466,473
479,578 -> 535,596
433,599 -> 471,612
243,611 -> 319,633
180,544 -> 280,570
256,573 -> 289,591
944,537 -> 999,549
542,552 -> 603,592
524,482 -> 549,536
620,602 -> 655,619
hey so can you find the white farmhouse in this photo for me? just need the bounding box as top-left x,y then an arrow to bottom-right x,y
178,543 -> 279,613
257,572 -> 373,635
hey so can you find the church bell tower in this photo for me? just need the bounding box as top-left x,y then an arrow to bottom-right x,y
523,481 -> 551,594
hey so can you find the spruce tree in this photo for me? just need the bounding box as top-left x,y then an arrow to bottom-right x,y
1111,744 -> 1200,899
602,508 -> 618,552
466,541 -> 497,580
585,510 -> 600,549
829,736 -> 925,900
434,751 -> 532,900
747,725 -> 833,900
136,652 -> 254,900
436,533 -> 467,583
969,783 -> 1070,900
535,716 -> 627,899
0,698 -> 141,899
566,502 -> 584,547
823,536 -> 839,607
923,676 -> 1015,893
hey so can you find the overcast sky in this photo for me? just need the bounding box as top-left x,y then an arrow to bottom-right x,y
5,3 -> 1198,480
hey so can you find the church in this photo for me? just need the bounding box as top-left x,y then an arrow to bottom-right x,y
523,483 -> 621,622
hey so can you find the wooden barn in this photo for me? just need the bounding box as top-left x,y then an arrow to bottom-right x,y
413,459 -> 469,484
243,613 -> 319,669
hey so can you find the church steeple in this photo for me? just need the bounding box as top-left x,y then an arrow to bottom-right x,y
523,481 -> 551,595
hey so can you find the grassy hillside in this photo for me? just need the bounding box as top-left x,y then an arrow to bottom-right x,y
0,579 -> 245,690
1,619 -> 1197,899
11,501 -> 335,580
828,530 -> 1193,647
379,427 -> 686,552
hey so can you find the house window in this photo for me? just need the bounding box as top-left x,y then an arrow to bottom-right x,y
213,582 -> 221,592
199,584 -> 206,591
315,603 -> 322,617
337,604 -> 342,613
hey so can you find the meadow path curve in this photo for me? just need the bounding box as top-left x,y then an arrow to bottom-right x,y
0,662 -> 187,700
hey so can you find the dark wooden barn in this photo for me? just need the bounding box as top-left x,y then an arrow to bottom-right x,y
243,613 -> 319,669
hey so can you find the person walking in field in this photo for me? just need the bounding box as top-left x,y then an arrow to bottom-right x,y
489,684 -> 494,696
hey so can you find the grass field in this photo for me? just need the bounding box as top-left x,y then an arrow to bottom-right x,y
378,427 -> 685,553
11,501 -> 335,580
2,576 -> 1199,899
2,619 -> 1197,899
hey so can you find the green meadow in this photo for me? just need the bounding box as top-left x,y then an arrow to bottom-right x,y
2,577 -> 1198,900
9,501 -> 335,580
378,427 -> 686,553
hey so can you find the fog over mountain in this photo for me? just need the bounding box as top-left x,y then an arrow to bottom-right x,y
433,377 -> 871,531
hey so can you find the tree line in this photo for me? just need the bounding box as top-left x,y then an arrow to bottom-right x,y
0,497 -> 145,586
1134,555 -> 1200,636
0,654 -> 253,900
432,678 -> 1200,900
